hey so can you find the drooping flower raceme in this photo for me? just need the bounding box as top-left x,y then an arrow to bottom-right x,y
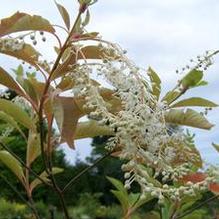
69,41 -> 215,202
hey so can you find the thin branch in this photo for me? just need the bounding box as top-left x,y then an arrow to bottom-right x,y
0,141 -> 51,187
53,32 -> 62,50
37,9 -> 83,219
62,151 -> 112,193
53,24 -> 69,34
176,194 -> 219,219
0,173 -> 41,219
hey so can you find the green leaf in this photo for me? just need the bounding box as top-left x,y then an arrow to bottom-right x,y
212,143 -> 219,153
147,67 -> 161,99
111,190 -> 129,213
179,196 -> 202,213
165,108 -> 214,130
162,90 -> 180,105
0,12 -> 55,37
196,80 -> 208,87
30,167 -> 63,193
55,1 -> 70,30
53,96 -> 84,148
128,193 -> 140,206
0,150 -> 25,183
13,64 -> 24,77
181,69 -> 203,88
162,70 -> 205,105
75,121 -> 113,140
107,177 -> 128,195
182,209 -> 208,219
0,98 -> 35,130
22,79 -> 39,105
75,16 -> 82,33
144,212 -> 160,219
26,130 -> 40,167
133,194 -> 153,210
170,97 -> 218,108
82,10 -> 90,27
0,111 -> 26,139
0,67 -> 25,96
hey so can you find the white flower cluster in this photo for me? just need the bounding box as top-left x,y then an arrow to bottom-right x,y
0,90 -> 10,99
13,96 -> 31,111
0,126 -> 14,140
0,38 -> 24,52
176,50 -> 218,74
69,42 -> 217,202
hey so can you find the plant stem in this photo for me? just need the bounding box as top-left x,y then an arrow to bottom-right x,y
62,151 -> 112,193
0,141 -> 51,187
0,173 -> 41,219
38,10 -> 83,172
37,9 -> 83,219
176,194 -> 219,219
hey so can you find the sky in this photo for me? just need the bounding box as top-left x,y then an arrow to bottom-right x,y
0,0 -> 219,165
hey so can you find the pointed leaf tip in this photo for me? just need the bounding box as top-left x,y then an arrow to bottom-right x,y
55,1 -> 70,30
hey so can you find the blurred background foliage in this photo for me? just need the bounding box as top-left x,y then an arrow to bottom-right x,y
0,90 -> 219,219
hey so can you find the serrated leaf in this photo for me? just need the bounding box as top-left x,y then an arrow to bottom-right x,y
181,69 -> 203,88
170,97 -> 218,108
75,121 -> 113,140
0,67 -> 25,96
53,96 -> 84,148
0,41 -> 41,68
0,12 -> 55,37
55,1 -> 70,30
30,167 -> 63,193
0,150 -> 25,183
0,98 -> 35,130
0,111 -> 26,139
212,143 -> 219,153
26,130 -> 40,167
147,67 -> 161,99
165,108 -> 214,130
